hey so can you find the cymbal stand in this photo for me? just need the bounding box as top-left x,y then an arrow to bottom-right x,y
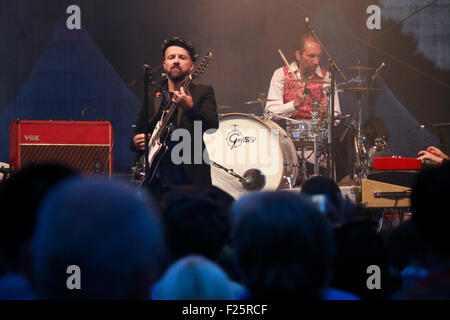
314,133 -> 320,175
353,94 -> 370,180
259,93 -> 266,117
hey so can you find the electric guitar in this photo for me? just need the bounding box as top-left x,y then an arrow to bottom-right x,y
131,52 -> 213,186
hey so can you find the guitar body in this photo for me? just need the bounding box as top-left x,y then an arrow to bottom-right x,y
131,119 -> 171,186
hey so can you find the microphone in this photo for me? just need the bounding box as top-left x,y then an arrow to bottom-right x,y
241,169 -> 266,191
305,16 -> 311,32
371,62 -> 386,81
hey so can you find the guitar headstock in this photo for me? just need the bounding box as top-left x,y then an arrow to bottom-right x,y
191,52 -> 213,80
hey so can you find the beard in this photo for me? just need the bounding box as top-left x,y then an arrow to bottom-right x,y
167,68 -> 190,83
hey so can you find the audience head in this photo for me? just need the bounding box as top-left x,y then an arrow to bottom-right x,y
231,191 -> 334,299
411,162 -> 450,261
161,186 -> 230,261
301,175 -> 353,224
31,177 -> 167,299
0,162 -> 78,273
152,255 -> 243,300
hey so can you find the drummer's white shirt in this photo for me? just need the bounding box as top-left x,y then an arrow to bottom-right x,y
265,61 -> 341,117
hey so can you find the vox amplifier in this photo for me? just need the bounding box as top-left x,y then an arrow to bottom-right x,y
9,120 -> 113,176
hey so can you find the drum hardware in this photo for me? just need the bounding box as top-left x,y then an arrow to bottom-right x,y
334,77 -> 360,88
210,161 -> 266,191
264,111 -> 301,123
299,18 -> 348,181
341,87 -> 384,94
302,85 -> 324,119
283,175 -> 295,189
244,96 -> 275,105
244,93 -> 274,116
326,114 -> 351,123
338,60 -> 386,183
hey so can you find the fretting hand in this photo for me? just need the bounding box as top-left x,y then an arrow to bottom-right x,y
172,86 -> 194,110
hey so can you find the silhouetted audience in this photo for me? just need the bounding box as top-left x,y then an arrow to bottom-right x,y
30,177 -> 168,299
0,163 -> 78,299
231,191 -> 334,299
151,255 -> 245,300
1,160 -> 449,301
301,175 -> 355,225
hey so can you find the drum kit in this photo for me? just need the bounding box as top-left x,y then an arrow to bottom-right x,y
204,63 -> 385,198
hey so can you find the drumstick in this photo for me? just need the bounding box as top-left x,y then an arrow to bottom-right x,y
278,49 -> 300,80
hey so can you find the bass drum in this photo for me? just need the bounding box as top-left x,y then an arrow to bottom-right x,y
203,113 -> 298,199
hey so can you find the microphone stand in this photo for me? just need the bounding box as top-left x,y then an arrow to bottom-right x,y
210,161 -> 265,191
308,28 -> 347,181
142,65 -> 155,182
339,64 -> 383,180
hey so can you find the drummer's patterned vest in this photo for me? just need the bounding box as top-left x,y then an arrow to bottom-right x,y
283,65 -> 327,120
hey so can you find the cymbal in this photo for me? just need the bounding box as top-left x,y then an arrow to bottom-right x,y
284,79 -> 330,84
244,98 -> 276,104
341,87 -> 383,94
346,64 -> 375,71
217,105 -> 233,110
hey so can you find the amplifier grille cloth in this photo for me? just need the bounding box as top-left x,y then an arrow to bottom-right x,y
20,145 -> 111,175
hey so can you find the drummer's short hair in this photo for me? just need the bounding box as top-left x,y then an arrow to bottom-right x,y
296,33 -> 320,54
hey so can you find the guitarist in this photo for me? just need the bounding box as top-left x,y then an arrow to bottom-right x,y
131,37 -> 219,198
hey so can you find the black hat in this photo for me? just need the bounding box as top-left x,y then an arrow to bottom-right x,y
161,37 -> 198,62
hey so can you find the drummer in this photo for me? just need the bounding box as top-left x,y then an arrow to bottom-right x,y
265,32 -> 341,120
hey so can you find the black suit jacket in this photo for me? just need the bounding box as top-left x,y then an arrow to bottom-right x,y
132,82 -> 219,188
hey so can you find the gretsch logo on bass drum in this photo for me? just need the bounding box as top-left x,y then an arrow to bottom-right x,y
226,124 -> 256,150
24,135 -> 40,142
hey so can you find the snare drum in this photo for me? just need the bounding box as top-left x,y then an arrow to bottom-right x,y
203,113 -> 298,198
